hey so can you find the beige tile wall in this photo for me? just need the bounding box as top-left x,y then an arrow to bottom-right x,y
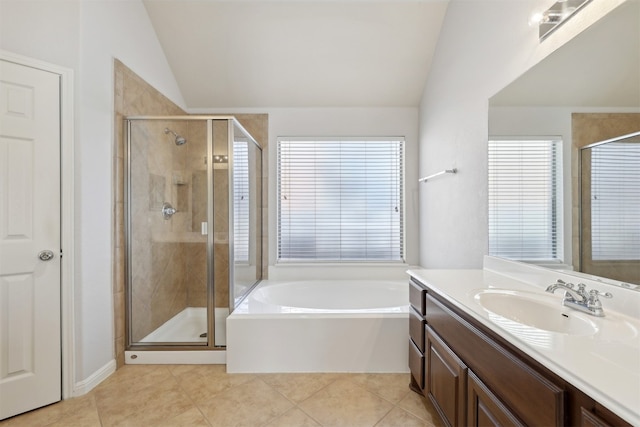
113,59 -> 268,367
114,60 -> 186,367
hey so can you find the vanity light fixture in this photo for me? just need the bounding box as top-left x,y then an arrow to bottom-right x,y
532,0 -> 593,41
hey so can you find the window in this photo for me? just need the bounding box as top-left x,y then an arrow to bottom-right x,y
277,138 -> 404,262
233,141 -> 249,262
591,141 -> 640,260
488,138 -> 562,262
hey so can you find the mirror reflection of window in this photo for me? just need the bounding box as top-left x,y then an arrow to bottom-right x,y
233,141 -> 250,263
488,138 -> 563,263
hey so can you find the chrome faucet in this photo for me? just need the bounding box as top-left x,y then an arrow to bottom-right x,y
545,279 -> 612,317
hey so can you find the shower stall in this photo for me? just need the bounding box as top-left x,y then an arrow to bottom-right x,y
124,116 -> 262,354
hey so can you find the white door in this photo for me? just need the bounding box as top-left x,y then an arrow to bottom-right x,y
0,59 -> 61,420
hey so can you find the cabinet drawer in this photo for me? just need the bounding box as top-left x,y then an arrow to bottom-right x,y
409,338 -> 425,390
409,279 -> 426,315
409,307 -> 425,352
426,293 -> 565,426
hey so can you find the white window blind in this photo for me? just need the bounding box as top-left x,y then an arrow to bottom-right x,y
591,142 -> 640,260
488,139 -> 562,262
233,141 -> 249,262
278,138 -> 404,262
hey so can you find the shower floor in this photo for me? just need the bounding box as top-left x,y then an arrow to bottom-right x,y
140,307 -> 228,345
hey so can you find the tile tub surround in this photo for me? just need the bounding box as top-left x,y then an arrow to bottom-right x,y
0,365 -> 444,427
408,256 -> 640,426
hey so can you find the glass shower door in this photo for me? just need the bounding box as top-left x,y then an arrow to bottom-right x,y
126,118 -> 209,346
231,123 -> 263,307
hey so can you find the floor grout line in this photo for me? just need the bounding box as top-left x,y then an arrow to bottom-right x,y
2,369 -> 440,427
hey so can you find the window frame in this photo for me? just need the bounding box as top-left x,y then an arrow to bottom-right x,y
488,136 -> 564,263
276,136 -> 406,263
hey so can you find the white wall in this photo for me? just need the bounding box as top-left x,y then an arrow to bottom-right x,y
418,0 -> 627,268
1,0 -> 184,387
0,1 -> 80,70
76,0 -> 184,382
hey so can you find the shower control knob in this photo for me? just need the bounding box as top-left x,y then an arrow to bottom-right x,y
162,202 -> 177,220
38,250 -> 55,261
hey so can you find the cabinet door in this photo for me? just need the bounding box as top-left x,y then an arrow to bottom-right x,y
468,371 -> 524,427
426,326 -> 467,427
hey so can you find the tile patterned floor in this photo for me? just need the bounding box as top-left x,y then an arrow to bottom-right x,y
0,365 -> 444,427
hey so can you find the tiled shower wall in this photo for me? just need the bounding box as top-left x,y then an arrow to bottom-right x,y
113,59 -> 268,367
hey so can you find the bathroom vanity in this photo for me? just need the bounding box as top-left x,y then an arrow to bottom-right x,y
407,257 -> 639,426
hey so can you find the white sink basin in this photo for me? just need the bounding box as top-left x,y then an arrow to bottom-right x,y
473,289 -> 598,336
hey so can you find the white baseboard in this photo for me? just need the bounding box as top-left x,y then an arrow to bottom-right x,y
72,359 -> 116,397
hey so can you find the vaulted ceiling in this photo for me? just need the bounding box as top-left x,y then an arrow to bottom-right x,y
143,0 -> 638,110
142,0 -> 450,109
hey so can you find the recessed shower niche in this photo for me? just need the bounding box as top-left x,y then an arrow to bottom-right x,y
124,116 -> 262,352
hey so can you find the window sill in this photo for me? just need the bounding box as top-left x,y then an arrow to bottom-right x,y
268,262 -> 411,281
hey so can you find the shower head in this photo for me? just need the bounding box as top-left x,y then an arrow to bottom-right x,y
164,128 -> 187,146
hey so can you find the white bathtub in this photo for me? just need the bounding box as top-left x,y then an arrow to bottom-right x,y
226,279 -> 409,373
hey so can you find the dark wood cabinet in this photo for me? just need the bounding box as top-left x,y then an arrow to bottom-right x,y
408,277 -> 631,427
425,293 -> 565,426
409,279 -> 427,392
426,326 -> 467,427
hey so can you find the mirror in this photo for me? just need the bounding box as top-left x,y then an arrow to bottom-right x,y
489,0 -> 640,287
580,132 -> 639,285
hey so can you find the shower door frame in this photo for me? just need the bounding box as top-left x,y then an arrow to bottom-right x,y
124,115 -> 260,351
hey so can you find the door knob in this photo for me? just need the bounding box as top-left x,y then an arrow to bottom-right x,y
38,250 -> 55,261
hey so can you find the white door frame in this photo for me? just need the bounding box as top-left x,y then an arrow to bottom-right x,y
0,50 -> 75,400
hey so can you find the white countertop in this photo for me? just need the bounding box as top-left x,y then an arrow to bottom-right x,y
407,265 -> 640,426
